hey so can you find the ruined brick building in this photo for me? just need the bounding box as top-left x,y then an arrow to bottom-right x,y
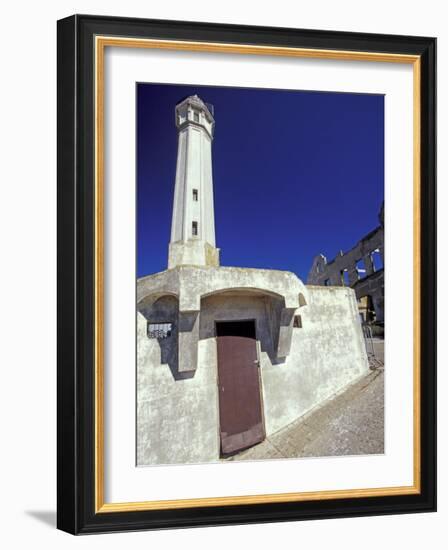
307,204 -> 384,329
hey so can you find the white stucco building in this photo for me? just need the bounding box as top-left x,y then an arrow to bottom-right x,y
137,95 -> 369,465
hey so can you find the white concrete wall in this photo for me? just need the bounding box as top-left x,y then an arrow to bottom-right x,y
137,286 -> 368,465
261,286 -> 369,436
137,310 -> 220,466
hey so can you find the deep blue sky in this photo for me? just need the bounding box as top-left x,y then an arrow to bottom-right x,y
137,83 -> 384,281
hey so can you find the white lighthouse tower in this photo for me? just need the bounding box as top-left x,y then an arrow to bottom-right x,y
168,95 -> 220,268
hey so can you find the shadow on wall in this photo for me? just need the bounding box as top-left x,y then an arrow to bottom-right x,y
198,291 -> 291,366
138,289 -> 307,379
138,295 -> 195,380
25,510 -> 56,529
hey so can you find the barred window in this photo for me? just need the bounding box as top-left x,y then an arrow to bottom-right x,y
193,189 -> 198,201
147,322 -> 173,339
192,221 -> 198,236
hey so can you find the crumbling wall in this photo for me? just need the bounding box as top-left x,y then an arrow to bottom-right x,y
307,205 -> 384,323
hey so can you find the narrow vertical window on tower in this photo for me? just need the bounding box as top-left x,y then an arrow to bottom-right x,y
192,221 -> 198,236
192,189 -> 198,201
193,111 -> 199,122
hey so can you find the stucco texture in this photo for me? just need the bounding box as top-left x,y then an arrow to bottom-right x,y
136,267 -> 368,466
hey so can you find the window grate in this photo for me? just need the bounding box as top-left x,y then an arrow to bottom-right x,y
147,322 -> 173,339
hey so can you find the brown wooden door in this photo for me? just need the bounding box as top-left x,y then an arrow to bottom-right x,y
216,322 -> 265,455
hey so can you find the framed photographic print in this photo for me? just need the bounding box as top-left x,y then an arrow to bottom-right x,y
57,14 -> 436,534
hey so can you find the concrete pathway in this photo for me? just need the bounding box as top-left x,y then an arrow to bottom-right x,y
227,367 -> 384,461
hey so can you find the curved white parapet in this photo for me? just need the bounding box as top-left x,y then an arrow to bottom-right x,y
138,265 -> 308,310
137,265 -> 308,370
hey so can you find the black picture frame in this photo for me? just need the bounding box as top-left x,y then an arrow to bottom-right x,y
57,14 -> 436,534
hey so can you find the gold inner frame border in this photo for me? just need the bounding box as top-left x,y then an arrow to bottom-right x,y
94,35 -> 421,513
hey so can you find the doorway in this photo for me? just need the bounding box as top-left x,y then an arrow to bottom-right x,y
216,320 -> 265,455
216,319 -> 256,339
